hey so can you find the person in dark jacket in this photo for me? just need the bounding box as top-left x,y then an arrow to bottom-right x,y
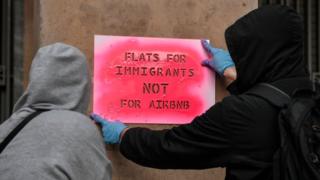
91,5 -> 310,180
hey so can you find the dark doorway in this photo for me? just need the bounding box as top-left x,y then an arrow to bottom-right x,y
0,0 -> 24,123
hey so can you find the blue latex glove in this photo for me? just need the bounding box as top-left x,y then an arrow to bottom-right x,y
201,40 -> 235,76
90,113 -> 128,144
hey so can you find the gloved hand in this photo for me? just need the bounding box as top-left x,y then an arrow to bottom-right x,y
201,40 -> 235,76
90,113 -> 128,144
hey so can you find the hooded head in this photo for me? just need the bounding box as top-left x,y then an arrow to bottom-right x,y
225,5 -> 309,94
13,43 -> 90,114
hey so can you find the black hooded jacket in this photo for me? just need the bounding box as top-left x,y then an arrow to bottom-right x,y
119,5 -> 310,180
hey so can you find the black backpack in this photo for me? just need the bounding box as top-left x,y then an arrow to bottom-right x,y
246,83 -> 320,180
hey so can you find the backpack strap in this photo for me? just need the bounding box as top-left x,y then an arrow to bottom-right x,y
245,83 -> 291,108
0,109 -> 47,154
246,83 -> 289,180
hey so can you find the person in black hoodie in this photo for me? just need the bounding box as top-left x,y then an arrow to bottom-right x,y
91,5 -> 311,180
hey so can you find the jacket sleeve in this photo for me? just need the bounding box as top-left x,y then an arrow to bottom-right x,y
119,101 -> 231,169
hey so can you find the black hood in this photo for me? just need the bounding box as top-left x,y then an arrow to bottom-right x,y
225,5 -> 309,94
